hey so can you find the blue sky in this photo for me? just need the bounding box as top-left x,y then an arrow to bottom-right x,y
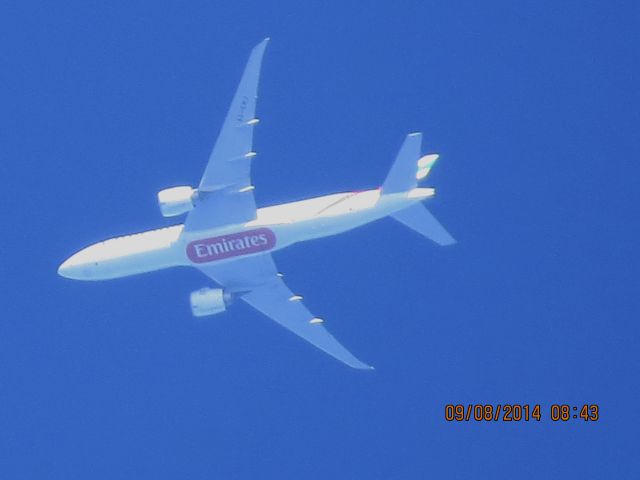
1,1 -> 639,478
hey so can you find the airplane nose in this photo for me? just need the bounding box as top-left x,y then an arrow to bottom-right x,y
57,256 -> 89,280
57,258 -> 74,278
58,247 -> 102,280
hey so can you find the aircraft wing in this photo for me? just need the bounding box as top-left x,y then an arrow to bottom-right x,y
197,255 -> 373,370
184,38 -> 269,232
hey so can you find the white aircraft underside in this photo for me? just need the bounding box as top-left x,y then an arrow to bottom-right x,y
58,39 -> 455,369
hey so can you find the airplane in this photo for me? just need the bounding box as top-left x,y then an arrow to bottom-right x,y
58,38 -> 455,370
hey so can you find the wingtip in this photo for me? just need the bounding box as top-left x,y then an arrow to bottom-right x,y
437,235 -> 458,246
252,37 -> 270,54
353,362 -> 375,371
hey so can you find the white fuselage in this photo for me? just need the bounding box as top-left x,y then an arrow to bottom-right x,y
58,187 -> 434,280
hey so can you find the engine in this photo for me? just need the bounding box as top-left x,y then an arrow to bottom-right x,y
157,186 -> 196,217
190,288 -> 233,317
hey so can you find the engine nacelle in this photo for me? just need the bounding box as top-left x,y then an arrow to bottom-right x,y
157,186 -> 196,217
190,288 -> 232,317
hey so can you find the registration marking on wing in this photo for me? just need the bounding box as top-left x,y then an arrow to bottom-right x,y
187,228 -> 276,264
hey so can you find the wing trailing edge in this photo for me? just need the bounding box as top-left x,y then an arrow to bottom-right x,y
184,38 -> 270,232
197,254 -> 373,370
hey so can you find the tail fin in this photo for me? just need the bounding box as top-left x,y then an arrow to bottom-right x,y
382,132 -> 422,193
391,203 -> 456,246
383,132 -> 454,245
382,132 -> 440,194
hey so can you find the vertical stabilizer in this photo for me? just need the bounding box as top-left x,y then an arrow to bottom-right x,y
382,132 -> 440,194
382,132 -> 423,194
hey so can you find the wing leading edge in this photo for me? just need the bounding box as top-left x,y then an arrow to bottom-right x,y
197,255 -> 373,370
184,38 -> 270,232
242,277 -> 373,370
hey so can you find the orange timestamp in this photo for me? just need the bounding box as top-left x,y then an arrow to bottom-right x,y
444,404 -> 599,422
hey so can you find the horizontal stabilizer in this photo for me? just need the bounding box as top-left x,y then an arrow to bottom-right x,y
391,203 -> 456,246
